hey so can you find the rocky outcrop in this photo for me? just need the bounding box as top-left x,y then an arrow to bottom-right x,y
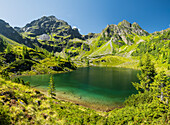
70,28 -> 82,39
18,16 -> 83,39
38,34 -> 50,41
82,33 -> 97,39
101,20 -> 149,45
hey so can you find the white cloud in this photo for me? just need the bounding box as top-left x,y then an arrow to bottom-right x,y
72,26 -> 77,29
73,26 -> 81,32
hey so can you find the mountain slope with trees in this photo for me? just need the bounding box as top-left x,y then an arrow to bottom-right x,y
0,16 -> 169,124
0,54 -> 169,124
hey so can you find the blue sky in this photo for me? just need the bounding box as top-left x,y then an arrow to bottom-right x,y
0,0 -> 169,34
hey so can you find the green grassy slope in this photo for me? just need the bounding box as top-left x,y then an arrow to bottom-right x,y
68,29 -> 170,75
0,37 -> 77,76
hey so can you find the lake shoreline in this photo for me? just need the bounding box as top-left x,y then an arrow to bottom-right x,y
19,67 -> 139,111
35,87 -> 125,112
10,69 -> 74,79
15,65 -> 140,77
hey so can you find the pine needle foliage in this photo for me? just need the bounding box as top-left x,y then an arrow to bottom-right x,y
48,76 -> 56,97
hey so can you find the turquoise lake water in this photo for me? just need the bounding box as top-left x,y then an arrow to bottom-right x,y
20,67 -> 139,106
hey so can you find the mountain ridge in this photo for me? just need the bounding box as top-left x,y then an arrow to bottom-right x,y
15,16 -> 83,40
0,16 -> 169,58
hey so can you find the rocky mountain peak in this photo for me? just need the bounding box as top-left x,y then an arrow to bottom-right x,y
101,20 -> 149,45
17,16 -> 82,39
132,22 -> 141,29
119,20 -> 131,27
35,15 -> 66,25
132,22 -> 138,25
103,20 -> 149,36
19,16 -> 68,35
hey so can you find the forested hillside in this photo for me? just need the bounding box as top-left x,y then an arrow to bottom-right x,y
0,54 -> 169,124
0,16 -> 169,124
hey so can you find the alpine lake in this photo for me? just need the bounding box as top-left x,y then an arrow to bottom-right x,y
20,67 -> 140,111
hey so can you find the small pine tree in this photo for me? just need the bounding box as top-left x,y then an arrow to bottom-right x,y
57,55 -> 61,63
22,46 -> 25,59
161,51 -> 166,64
153,44 -> 156,50
151,71 -> 169,104
133,53 -> 156,93
162,51 -> 165,59
156,46 -> 159,53
13,78 -> 20,83
20,79 -> 25,85
168,66 -> 170,70
54,56 -> 57,61
35,46 -> 38,52
22,46 -> 29,59
6,45 -> 11,54
51,51 -> 54,57
67,55 -> 71,62
139,56 -> 142,67
48,53 -> 51,58
86,58 -> 89,67
1,71 -> 10,80
48,76 -> 56,97
168,51 -> 170,64
112,48 -> 116,55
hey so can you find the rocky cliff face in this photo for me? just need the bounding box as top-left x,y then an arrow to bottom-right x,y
101,20 -> 149,45
17,16 -> 82,39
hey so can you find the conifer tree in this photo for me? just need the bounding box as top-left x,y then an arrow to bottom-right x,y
168,51 -> 170,64
67,55 -> 71,62
22,46 -> 30,59
48,53 -> 52,58
54,56 -> 57,61
48,76 -> 56,97
133,53 -> 156,93
6,45 -> 11,54
57,55 -> 61,63
139,56 -> 142,67
161,51 -> 166,64
151,71 -> 170,104
35,46 -> 38,52
86,58 -> 90,67
156,46 -> 159,53
51,51 -> 54,57
1,70 -> 10,80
